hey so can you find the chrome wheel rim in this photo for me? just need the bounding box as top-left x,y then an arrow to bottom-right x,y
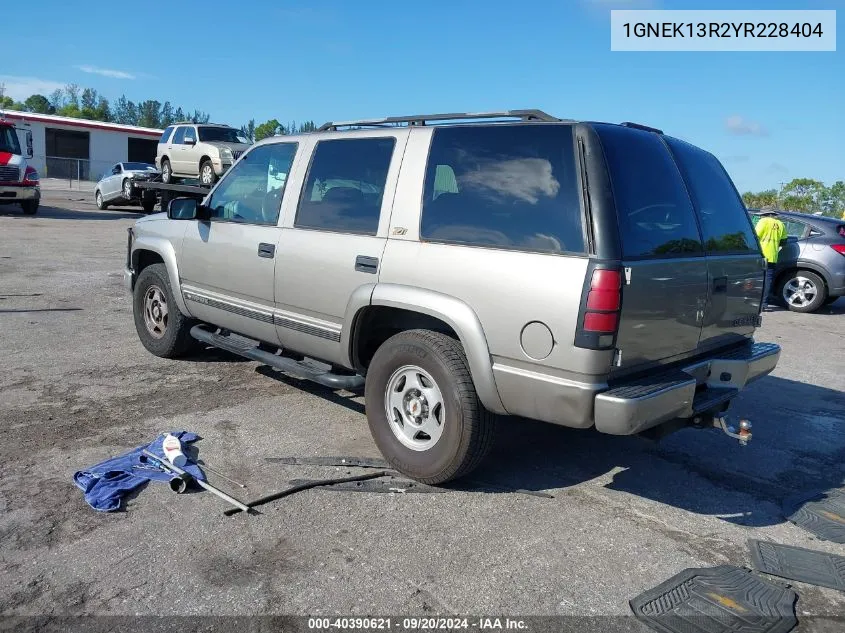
96,192 -> 102,208
384,365 -> 445,451
200,164 -> 213,185
783,276 -> 817,308
142,285 -> 168,339
162,163 -> 171,183
123,180 -> 132,197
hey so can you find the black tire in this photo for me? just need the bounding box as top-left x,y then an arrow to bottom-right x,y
95,190 -> 108,210
778,270 -> 827,313
21,199 -> 38,215
199,159 -> 217,186
160,159 -> 173,184
133,263 -> 197,358
141,196 -> 157,214
364,329 -> 497,485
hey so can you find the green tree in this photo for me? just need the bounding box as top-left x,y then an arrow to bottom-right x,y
137,100 -> 162,128
64,83 -> 80,108
49,89 -> 64,111
742,189 -> 778,209
241,119 -> 256,142
160,102 -> 174,127
255,119 -> 282,141
95,97 -> 111,122
780,178 -> 826,212
23,94 -> 54,114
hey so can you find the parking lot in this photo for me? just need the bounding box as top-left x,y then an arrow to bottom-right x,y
1,189 -> 844,625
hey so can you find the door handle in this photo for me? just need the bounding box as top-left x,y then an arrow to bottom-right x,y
258,243 -> 275,259
355,255 -> 379,274
713,276 -> 728,293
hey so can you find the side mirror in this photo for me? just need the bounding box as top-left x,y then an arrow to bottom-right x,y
184,137 -> 196,146
168,197 -> 201,220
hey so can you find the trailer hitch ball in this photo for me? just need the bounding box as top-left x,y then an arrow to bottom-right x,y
714,416 -> 753,446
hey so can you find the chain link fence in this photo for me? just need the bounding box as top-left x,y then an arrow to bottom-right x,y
32,155 -> 120,188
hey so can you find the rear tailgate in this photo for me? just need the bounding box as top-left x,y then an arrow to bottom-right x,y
663,135 -> 765,349
593,124 -> 710,370
594,125 -> 765,372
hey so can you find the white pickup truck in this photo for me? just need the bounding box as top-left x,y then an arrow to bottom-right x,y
0,117 -> 39,215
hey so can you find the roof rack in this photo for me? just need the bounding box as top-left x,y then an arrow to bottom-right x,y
317,109 -> 562,132
620,121 -> 664,134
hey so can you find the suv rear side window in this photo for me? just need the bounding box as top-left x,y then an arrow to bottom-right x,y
420,125 -> 585,255
595,124 -> 702,259
665,136 -> 758,254
159,126 -> 174,144
295,137 -> 395,235
171,126 -> 186,145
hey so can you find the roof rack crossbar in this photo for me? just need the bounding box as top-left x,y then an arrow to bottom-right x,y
318,109 -> 562,131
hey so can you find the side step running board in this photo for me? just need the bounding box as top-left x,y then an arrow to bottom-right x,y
190,325 -> 364,391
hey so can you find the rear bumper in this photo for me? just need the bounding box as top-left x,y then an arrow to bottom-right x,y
0,184 -> 39,201
594,342 -> 780,435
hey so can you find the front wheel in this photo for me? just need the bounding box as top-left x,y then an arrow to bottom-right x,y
21,199 -> 38,215
132,263 -> 197,358
122,178 -> 133,200
779,270 -> 827,313
199,160 -> 217,186
95,191 -> 108,210
364,329 -> 497,485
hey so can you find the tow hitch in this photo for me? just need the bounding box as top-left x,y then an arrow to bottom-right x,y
714,417 -> 753,446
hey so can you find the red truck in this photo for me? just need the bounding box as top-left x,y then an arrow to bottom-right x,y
0,117 -> 39,215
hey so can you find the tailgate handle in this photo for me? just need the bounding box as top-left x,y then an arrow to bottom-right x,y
713,276 -> 728,293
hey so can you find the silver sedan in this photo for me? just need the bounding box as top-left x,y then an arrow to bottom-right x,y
95,162 -> 159,212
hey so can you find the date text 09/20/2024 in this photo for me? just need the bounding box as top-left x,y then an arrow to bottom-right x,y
307,617 -> 528,631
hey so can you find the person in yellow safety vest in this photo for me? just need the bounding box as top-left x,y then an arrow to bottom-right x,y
755,207 -> 786,311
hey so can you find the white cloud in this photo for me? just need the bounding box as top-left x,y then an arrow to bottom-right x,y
75,65 -> 135,80
725,115 -> 768,137
0,76 -> 66,100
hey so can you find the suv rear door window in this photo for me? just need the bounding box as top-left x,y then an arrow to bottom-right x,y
171,126 -> 186,145
664,136 -> 758,254
294,137 -> 395,235
420,124 -> 585,255
594,124 -> 703,259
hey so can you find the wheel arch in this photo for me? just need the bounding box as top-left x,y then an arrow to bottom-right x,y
342,283 -> 506,414
130,236 -> 192,316
776,261 -> 832,293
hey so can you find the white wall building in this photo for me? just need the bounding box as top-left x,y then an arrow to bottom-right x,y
0,110 -> 162,181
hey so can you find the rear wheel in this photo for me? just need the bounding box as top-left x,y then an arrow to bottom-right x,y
21,199 -> 38,215
779,270 -> 827,313
133,263 -> 197,358
199,160 -> 216,186
364,329 -> 496,485
160,159 -> 173,184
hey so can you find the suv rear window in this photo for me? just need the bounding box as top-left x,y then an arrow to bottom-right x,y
159,126 -> 174,144
420,124 -> 586,255
295,137 -> 395,235
594,124 -> 703,259
664,136 -> 758,254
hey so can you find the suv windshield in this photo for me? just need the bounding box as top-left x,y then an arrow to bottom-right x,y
0,126 -> 21,154
197,127 -> 249,144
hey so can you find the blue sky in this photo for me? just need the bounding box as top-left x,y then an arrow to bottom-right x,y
2,0 -> 842,192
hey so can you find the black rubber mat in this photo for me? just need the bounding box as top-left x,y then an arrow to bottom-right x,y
288,476 -> 445,494
748,539 -> 845,592
783,489 -> 845,544
630,565 -> 797,633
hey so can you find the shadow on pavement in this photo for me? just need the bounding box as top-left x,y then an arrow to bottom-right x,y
256,367 -> 844,528
0,205 -> 147,221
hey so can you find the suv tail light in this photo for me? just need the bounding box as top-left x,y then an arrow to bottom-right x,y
574,265 -> 622,350
831,244 -> 845,256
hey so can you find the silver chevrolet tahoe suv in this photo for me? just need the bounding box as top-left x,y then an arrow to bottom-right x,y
124,109 -> 780,484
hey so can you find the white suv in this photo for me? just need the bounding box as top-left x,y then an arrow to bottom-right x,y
155,123 -> 251,186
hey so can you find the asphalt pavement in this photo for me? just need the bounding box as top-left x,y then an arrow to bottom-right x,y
1,190 -> 844,626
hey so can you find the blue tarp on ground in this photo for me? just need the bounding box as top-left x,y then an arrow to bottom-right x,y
73,431 -> 207,512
